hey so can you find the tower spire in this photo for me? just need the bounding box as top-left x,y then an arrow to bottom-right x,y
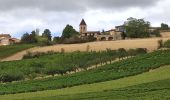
79,19 -> 87,33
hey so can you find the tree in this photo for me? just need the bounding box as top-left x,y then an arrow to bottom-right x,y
53,37 -> 61,44
62,24 -> 78,38
21,31 -> 37,44
161,23 -> 169,30
30,31 -> 38,43
37,36 -> 50,46
124,17 -> 150,38
21,33 -> 30,43
42,29 -> 52,41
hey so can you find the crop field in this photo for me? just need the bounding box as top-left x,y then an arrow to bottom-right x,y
0,44 -> 35,60
1,65 -> 170,100
2,38 -> 169,61
0,50 -> 122,82
0,50 -> 170,95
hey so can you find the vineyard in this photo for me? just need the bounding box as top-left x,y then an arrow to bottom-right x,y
0,44 -> 35,59
38,78 -> 170,100
0,48 -> 146,82
0,50 -> 170,95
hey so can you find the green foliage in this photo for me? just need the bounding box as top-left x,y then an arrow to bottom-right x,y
62,24 -> 78,38
42,29 -> 52,41
161,23 -> 169,30
21,31 -> 38,44
0,44 -> 35,59
37,36 -> 51,46
150,29 -> 161,37
39,79 -> 170,100
0,50 -> 169,95
164,39 -> 170,48
125,17 -> 150,38
158,39 -> 163,49
53,37 -> 61,44
0,48 -> 146,83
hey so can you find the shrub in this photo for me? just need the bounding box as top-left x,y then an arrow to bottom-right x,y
136,48 -> 147,54
86,45 -> 90,52
127,49 -> 137,57
37,37 -> 51,46
164,39 -> 170,48
0,71 -> 24,82
158,40 -> 163,49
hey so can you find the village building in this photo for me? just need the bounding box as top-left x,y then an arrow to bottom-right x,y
79,19 -> 122,41
0,34 -> 20,46
79,19 -> 100,37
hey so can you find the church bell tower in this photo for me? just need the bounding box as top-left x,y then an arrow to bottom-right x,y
79,19 -> 87,34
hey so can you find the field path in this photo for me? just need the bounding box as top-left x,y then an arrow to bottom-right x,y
1,38 -> 169,61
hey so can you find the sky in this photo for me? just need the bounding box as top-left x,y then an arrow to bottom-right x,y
0,0 -> 169,38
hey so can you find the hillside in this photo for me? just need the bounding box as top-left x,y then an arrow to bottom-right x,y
1,65 -> 170,100
0,50 -> 170,95
1,38 -> 169,61
0,44 -> 35,60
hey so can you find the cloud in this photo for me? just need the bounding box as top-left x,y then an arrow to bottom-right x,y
0,0 -> 168,38
0,0 -> 160,12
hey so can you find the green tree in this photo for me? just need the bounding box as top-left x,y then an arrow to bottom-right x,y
53,37 -> 61,44
124,17 -> 150,38
161,23 -> 169,30
37,36 -> 50,46
30,31 -> 38,43
21,31 -> 37,44
62,24 -> 78,38
42,29 -> 52,41
21,33 -> 30,43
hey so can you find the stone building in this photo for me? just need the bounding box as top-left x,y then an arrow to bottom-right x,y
79,19 -> 100,37
79,19 -> 122,41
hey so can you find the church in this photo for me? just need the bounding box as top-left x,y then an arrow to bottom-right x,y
79,19 -> 100,37
79,19 -> 122,41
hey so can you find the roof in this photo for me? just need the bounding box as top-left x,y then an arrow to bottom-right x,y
0,34 -> 11,38
79,19 -> 86,26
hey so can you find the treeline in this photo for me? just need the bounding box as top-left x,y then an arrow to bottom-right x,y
0,48 -> 147,83
21,29 -> 52,46
21,25 -> 96,45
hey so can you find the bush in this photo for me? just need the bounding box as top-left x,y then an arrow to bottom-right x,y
158,40 -> 163,49
164,39 -> 170,48
37,37 -> 52,46
136,48 -> 147,54
0,72 -> 24,82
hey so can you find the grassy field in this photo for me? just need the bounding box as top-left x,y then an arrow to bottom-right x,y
0,44 -> 35,60
0,50 -> 170,95
2,38 -> 170,61
1,65 -> 170,100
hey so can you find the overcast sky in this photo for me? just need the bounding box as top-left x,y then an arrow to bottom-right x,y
0,0 -> 169,38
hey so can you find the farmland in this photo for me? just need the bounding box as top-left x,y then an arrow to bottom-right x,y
0,44 -> 35,60
0,50 -> 170,95
1,65 -> 170,100
0,48 -> 147,82
2,37 -> 170,61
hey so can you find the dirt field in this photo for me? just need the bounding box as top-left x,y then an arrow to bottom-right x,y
1,38 -> 170,61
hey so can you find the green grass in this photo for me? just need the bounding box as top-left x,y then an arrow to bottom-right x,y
0,44 -> 35,59
0,50 -> 170,95
1,65 -> 170,100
